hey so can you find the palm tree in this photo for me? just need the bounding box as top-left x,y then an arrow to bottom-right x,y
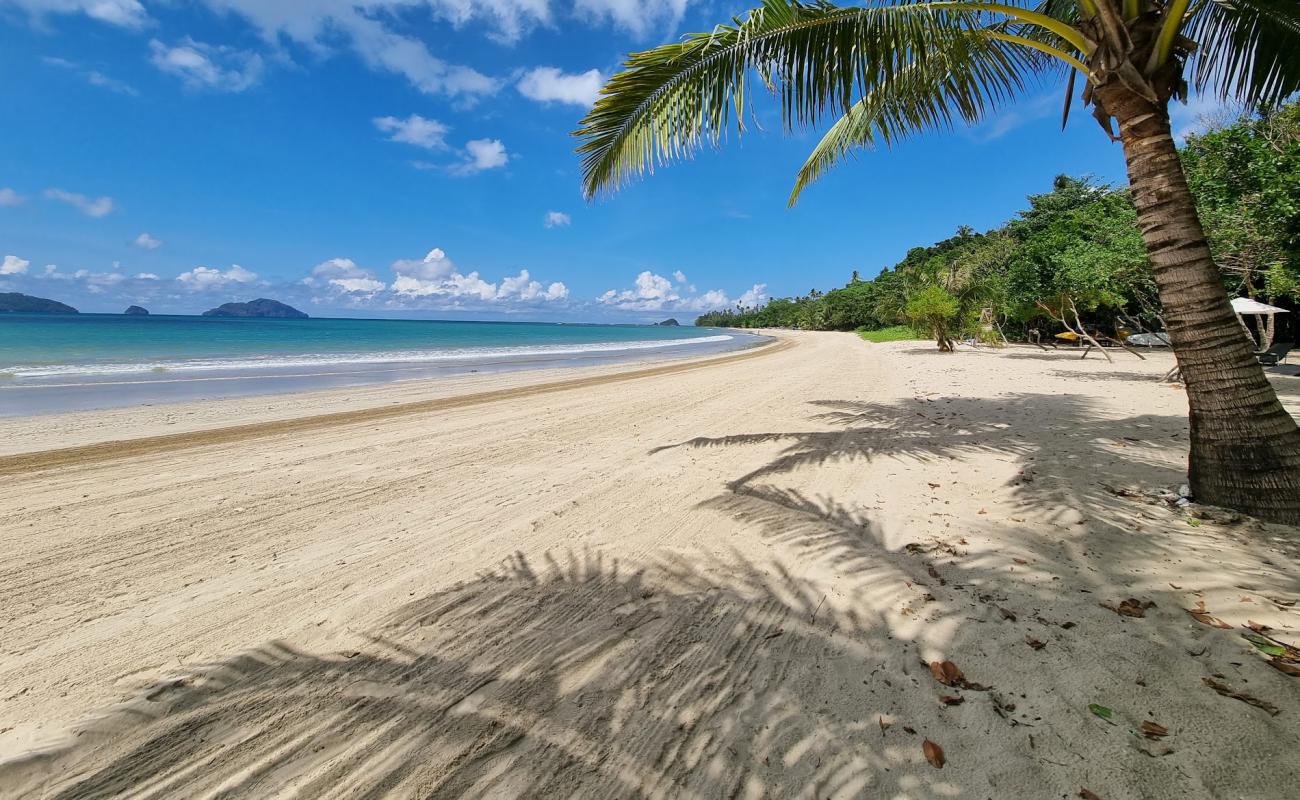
575,0 -> 1300,523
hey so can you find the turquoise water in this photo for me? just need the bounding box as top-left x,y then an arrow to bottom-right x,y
0,313 -> 764,415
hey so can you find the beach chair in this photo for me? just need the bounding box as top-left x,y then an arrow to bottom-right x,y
1257,343 -> 1293,366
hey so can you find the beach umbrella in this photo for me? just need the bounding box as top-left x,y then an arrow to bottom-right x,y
1230,297 -> 1289,315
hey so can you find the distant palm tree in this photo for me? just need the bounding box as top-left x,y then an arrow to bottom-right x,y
575,0 -> 1300,523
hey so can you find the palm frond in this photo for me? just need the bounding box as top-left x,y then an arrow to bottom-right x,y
1184,0 -> 1300,107
788,32 -> 1051,204
575,0 -> 1061,200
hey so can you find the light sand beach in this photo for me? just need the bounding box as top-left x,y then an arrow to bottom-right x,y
2,331 -> 1298,798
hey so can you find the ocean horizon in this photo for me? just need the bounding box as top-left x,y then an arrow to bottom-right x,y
0,312 -> 766,415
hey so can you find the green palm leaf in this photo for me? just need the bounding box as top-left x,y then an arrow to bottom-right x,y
1183,0 -> 1300,107
574,0 -> 1048,199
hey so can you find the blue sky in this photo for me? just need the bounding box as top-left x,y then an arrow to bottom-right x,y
0,0 -> 1216,321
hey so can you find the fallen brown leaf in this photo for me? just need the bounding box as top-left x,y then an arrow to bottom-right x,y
1140,721 -> 1169,739
1079,790 -> 1102,800
1025,637 -> 1046,651
1246,620 -> 1272,633
1269,658 -> 1300,677
879,715 -> 891,735
1103,598 -> 1154,618
1013,558 -> 1029,565
1203,677 -> 1281,716
1187,608 -> 1232,629
939,695 -> 965,706
929,660 -> 965,687
998,606 -> 1018,622
922,739 -> 945,769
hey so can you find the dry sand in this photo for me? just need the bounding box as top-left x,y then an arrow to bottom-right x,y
1,331 -> 1298,798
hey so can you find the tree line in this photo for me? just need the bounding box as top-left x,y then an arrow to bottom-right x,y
696,103 -> 1300,350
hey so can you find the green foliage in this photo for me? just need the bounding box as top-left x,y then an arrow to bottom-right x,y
905,284 -> 960,349
695,102 -> 1300,338
857,325 -> 920,342
1180,102 -> 1300,301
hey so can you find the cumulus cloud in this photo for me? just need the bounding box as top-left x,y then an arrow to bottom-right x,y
305,257 -> 387,295
498,269 -> 568,301
1,255 -> 30,275
135,272 -> 159,279
374,114 -> 450,149
544,210 -> 571,228
149,38 -> 264,93
599,270 -> 766,312
176,264 -> 258,290
517,66 -> 603,107
0,188 -> 24,207
386,247 -> 566,305
134,232 -> 162,250
45,188 -> 115,217
452,138 -> 510,175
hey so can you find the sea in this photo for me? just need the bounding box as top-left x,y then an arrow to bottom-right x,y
0,313 -> 767,416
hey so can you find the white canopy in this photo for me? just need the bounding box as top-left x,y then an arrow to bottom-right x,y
1231,296 -> 1289,315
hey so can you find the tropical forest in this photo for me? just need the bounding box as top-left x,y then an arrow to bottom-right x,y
696,102 -> 1300,351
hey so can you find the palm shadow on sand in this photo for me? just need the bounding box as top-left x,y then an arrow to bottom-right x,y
5,394 -> 1300,798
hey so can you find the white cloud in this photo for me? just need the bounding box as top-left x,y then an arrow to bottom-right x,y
135,272 -> 159,279
179,2 -> 511,99
305,257 -> 387,295
1,255 -> 30,275
499,269 -> 568,300
43,56 -> 138,95
517,66 -> 603,107
149,38 -> 264,93
374,114 -> 450,149
0,188 -> 24,207
573,0 -> 690,39
737,283 -> 767,307
544,210 -> 571,228
452,138 -> 509,175
176,264 -> 258,290
386,247 -> 565,305
599,270 -> 765,312
3,0 -> 149,29
134,232 -> 162,250
44,188 -> 115,217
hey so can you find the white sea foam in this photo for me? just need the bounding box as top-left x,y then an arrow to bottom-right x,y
1,335 -> 736,379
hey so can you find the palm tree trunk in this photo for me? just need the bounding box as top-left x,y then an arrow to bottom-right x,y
1109,91 -> 1300,523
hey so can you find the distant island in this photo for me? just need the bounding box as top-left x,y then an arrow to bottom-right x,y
201,298 -> 308,319
654,318 -> 680,327
124,305 -> 149,316
0,292 -> 79,314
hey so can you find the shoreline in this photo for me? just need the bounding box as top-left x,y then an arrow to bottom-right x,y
0,328 -> 767,418
0,335 -> 788,468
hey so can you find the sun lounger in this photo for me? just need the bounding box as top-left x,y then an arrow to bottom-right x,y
1257,343 -> 1293,366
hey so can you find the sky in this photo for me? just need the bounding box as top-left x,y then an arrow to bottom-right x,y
0,0 -> 1222,321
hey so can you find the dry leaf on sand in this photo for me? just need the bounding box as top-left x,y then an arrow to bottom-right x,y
1102,598 -> 1154,618
1140,721 -> 1169,739
1079,790 -> 1102,800
1186,600 -> 1232,629
1203,678 -> 1280,716
922,739 -> 945,769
